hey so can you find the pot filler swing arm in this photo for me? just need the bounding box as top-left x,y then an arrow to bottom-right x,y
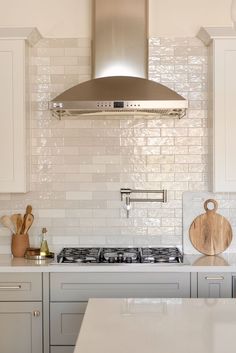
120,189 -> 167,218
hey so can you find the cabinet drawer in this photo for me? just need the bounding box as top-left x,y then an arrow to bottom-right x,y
50,272 -> 190,301
197,272 -> 232,298
50,302 -> 87,345
51,347 -> 75,353
0,273 -> 42,301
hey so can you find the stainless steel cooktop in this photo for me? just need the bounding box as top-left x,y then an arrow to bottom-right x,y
57,247 -> 184,264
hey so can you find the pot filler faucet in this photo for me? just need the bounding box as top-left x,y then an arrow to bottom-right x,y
120,189 -> 167,218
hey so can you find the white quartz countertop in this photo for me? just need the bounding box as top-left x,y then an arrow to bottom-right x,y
0,253 -> 236,272
74,298 -> 236,353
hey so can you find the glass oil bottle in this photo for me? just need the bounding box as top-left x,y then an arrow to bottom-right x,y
40,227 -> 50,256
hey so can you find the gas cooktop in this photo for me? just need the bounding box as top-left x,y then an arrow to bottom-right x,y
57,247 -> 184,264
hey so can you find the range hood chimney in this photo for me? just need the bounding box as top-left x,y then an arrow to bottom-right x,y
50,0 -> 188,119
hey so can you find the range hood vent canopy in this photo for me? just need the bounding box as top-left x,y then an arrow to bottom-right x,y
51,76 -> 187,119
50,0 -> 187,119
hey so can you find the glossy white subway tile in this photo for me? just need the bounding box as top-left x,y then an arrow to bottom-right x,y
38,209 -> 66,218
0,36 -> 217,252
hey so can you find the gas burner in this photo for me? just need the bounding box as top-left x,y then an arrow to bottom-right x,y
56,247 -> 183,264
57,247 -> 100,263
100,248 -> 140,263
140,247 -> 183,263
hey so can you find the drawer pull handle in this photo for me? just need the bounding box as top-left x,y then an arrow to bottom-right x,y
0,285 -> 22,289
205,276 -> 224,281
33,310 -> 40,317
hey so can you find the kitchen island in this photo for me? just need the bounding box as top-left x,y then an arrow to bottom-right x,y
74,298 -> 236,353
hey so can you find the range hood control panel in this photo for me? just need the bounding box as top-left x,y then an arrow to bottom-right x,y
96,101 -> 142,109
114,101 -> 124,108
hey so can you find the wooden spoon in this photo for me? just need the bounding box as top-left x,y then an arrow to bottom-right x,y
21,205 -> 33,234
0,215 -> 15,233
16,214 -> 23,235
10,214 -> 21,234
23,214 -> 34,235
26,205 -> 32,214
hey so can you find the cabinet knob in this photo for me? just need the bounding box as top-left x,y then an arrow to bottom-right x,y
33,310 -> 40,317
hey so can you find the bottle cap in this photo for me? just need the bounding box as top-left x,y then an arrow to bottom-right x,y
42,227 -> 47,234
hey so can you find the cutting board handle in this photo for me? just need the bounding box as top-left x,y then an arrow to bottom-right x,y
204,199 -> 218,212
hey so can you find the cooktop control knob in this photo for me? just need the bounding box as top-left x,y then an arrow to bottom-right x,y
117,253 -> 123,262
108,257 -> 115,263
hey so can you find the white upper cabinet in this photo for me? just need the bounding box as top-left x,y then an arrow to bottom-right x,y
199,27 -> 236,192
0,28 -> 41,193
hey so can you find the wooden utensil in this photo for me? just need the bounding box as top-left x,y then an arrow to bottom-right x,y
10,214 -> 21,234
23,214 -> 34,234
25,205 -> 32,214
0,215 -> 15,233
16,214 -> 23,234
21,204 -> 33,234
189,199 -> 233,255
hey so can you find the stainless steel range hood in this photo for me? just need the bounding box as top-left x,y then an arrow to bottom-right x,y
50,0 -> 188,119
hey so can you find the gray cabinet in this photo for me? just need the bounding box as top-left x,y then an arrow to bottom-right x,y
50,302 -> 87,345
0,273 -> 42,301
0,273 -> 43,353
1,269 -> 234,353
197,272 -> 232,298
0,302 -> 42,353
50,272 -> 190,349
50,272 -> 191,300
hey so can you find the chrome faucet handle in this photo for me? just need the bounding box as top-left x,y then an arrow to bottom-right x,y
120,188 -> 132,201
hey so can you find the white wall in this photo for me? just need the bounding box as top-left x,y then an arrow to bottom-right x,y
0,0 -> 232,37
149,0 -> 232,37
0,0 -> 92,38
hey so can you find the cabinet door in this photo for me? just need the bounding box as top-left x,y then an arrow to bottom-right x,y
197,273 -> 232,298
50,302 -> 87,345
0,40 -> 28,192
0,302 -> 42,353
212,39 -> 236,191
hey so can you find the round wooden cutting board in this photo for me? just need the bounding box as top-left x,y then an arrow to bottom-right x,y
189,199 -> 233,255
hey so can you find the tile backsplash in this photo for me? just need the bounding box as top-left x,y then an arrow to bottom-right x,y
0,36 -> 212,253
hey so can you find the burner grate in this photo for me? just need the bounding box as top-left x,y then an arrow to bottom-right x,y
141,247 -> 183,263
100,247 -> 140,263
57,247 -> 101,263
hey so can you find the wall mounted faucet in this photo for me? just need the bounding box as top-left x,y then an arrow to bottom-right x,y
120,189 -> 167,218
